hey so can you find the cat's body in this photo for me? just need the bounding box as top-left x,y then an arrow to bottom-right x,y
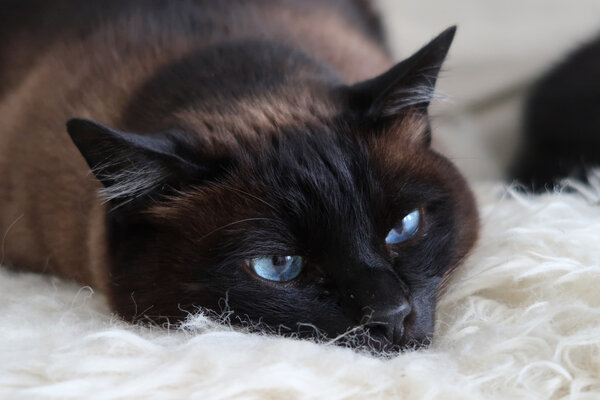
0,0 -> 478,351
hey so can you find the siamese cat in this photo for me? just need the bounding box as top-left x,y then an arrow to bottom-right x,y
0,0 -> 478,351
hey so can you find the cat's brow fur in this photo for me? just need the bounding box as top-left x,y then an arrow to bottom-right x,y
0,0 -> 478,351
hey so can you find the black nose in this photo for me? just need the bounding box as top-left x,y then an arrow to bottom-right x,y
366,300 -> 412,345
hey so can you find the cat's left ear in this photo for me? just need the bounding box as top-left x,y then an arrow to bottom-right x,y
66,118 -> 224,207
347,26 -> 456,135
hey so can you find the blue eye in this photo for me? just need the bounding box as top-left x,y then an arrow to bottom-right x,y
246,255 -> 304,282
385,209 -> 421,244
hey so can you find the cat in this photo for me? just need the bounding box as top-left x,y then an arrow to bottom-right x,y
511,32 -> 600,190
0,0 -> 478,352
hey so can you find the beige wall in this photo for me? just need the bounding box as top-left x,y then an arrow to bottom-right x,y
377,0 -> 600,180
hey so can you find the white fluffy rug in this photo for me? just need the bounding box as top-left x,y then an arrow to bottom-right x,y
2,172 -> 600,400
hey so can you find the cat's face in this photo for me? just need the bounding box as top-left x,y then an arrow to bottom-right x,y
68,27 -> 478,351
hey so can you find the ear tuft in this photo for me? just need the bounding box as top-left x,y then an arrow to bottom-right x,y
379,85 -> 446,118
66,118 -> 202,205
348,26 -> 456,120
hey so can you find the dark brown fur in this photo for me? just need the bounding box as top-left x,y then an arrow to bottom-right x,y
0,0 -> 389,283
0,0 -> 478,351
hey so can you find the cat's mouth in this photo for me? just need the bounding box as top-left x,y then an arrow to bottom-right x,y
357,302 -> 432,353
320,320 -> 431,355
295,310 -> 431,354
199,303 -> 431,354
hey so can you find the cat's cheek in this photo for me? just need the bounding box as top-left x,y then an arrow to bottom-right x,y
401,287 -> 436,347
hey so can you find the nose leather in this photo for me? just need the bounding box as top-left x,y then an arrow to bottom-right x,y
367,300 -> 412,345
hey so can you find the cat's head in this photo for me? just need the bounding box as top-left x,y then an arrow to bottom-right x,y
67,27 -> 478,352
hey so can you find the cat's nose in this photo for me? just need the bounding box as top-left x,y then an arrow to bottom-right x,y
367,300 -> 412,345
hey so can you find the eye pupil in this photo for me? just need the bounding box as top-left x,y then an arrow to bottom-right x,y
271,255 -> 289,266
385,209 -> 421,245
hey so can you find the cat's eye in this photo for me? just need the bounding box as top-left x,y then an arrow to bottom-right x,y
385,209 -> 421,244
246,255 -> 304,282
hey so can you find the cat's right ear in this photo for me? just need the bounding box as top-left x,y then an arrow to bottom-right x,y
67,118 -> 226,206
346,26 -> 456,143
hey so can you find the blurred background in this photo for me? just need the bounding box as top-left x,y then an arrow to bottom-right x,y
376,0 -> 600,181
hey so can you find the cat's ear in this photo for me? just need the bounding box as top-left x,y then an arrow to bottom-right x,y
67,118 -> 219,205
347,26 -> 455,131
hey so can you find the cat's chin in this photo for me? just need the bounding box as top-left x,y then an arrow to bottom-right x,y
288,324 -> 432,355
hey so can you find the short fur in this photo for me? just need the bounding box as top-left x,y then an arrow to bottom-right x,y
0,0 -> 478,351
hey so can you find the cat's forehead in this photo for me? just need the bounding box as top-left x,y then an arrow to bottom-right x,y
229,117 -> 435,220
244,124 -> 364,203
246,114 -> 460,221
152,121 -> 368,228
154,113 -> 441,231
169,88 -> 345,156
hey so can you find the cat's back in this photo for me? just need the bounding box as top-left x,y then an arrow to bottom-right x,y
0,0 -> 389,94
0,0 -> 208,284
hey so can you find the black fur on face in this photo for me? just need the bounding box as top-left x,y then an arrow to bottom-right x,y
67,27 -> 478,352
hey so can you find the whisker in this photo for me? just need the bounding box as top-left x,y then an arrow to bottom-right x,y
223,186 -> 278,212
1,213 -> 24,266
197,217 -> 275,242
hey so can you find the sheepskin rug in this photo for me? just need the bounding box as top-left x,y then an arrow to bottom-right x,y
2,172 -> 599,400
